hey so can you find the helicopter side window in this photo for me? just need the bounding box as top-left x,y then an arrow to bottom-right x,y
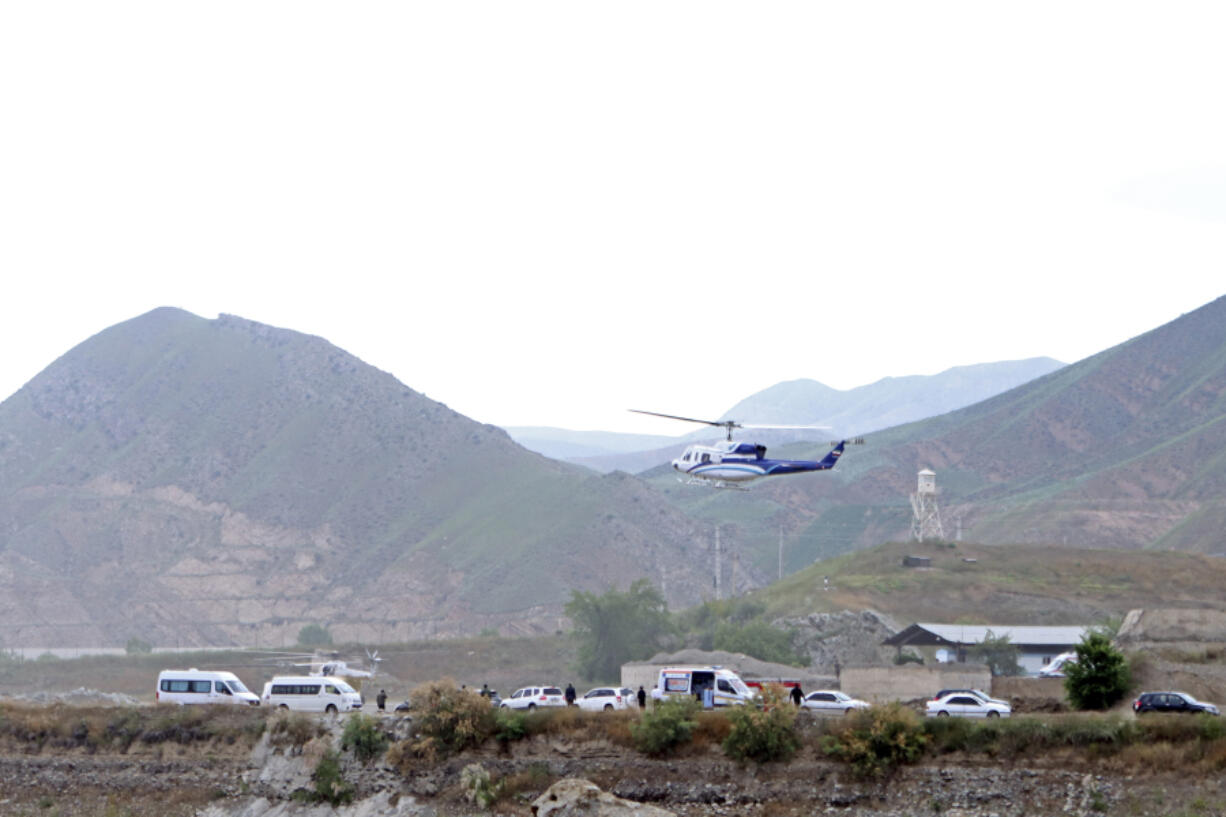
701,453 -> 710,464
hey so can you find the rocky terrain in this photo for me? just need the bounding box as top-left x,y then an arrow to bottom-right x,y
2,705 -> 1225,817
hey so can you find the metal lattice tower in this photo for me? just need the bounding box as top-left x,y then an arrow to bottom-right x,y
910,468 -> 945,542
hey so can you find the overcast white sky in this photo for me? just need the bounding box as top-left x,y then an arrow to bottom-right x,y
2,2 -> 1224,435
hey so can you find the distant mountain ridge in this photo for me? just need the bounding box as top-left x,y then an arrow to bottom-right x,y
508,357 -> 1064,473
0,308 -> 734,648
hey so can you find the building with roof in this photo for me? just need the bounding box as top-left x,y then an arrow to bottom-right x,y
883,623 -> 1088,675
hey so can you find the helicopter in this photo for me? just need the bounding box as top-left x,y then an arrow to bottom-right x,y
276,648 -> 383,679
630,409 -> 862,488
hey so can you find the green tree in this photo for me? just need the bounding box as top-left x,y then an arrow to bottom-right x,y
968,630 -> 1022,676
565,580 -> 670,681
297,623 -> 333,647
1064,632 -> 1131,710
712,619 -> 807,667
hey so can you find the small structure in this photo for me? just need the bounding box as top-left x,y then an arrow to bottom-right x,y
902,555 -> 932,568
883,623 -> 1088,675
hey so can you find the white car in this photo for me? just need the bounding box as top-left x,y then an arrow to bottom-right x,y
926,692 -> 1011,719
501,686 -> 566,710
577,686 -> 634,712
801,690 -> 871,715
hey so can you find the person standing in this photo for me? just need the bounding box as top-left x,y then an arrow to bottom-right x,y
790,684 -> 803,707
376,689 -> 387,711
637,685 -> 647,709
565,682 -> 577,706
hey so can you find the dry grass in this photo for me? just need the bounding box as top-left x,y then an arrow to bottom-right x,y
0,702 -> 266,754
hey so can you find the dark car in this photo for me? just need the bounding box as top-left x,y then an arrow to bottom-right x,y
1133,691 -> 1220,716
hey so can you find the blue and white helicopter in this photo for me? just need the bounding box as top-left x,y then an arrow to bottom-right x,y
630,409 -> 860,488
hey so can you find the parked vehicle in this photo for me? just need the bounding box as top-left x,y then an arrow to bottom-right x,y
1133,691 -> 1220,716
1039,652 -> 1078,678
156,669 -> 259,706
501,686 -> 566,710
649,666 -> 755,707
577,686 -> 635,712
932,688 -> 1009,707
261,675 -> 363,713
801,690 -> 870,715
926,692 -> 1011,719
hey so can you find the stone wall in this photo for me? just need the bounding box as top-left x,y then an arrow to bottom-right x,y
840,663 -> 991,703
991,675 -> 1067,701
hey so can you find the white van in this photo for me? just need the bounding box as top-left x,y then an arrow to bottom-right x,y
261,675 -> 363,713
156,669 -> 260,706
649,666 -> 755,707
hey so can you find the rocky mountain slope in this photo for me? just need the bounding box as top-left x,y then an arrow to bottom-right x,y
0,309 -> 739,648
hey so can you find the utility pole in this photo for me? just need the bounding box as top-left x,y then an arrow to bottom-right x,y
778,526 -> 784,581
714,526 -> 722,601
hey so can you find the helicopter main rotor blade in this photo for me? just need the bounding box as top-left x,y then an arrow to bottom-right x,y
628,409 -> 739,429
739,424 -> 833,431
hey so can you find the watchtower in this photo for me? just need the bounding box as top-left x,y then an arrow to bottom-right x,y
910,468 -> 945,542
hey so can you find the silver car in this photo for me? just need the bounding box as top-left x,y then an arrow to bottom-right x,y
801,690 -> 871,715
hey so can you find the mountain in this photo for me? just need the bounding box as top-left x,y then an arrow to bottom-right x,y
717,358 -> 1066,434
651,295 -> 1226,572
502,427 -> 678,461
0,309 -> 735,649
509,358 -> 1064,473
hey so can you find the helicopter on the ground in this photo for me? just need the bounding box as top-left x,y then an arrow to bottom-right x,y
630,409 -> 861,488
276,648 -> 383,679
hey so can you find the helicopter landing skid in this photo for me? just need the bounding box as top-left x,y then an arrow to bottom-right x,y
677,476 -> 749,491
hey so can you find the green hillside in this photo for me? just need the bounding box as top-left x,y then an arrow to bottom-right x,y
758,540 -> 1226,625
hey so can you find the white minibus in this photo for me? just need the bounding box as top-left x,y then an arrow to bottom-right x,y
261,675 -> 363,713
156,669 -> 260,706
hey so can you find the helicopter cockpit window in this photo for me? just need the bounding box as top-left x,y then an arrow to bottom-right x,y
701,453 -> 711,463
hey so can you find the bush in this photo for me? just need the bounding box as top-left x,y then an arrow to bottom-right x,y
269,711 -> 327,748
722,686 -> 801,763
820,703 -> 928,778
341,713 -> 389,763
408,679 -> 496,760
310,750 -> 354,806
494,708 -> 528,746
630,696 -> 700,757
1065,633 -> 1131,711
461,763 -> 498,808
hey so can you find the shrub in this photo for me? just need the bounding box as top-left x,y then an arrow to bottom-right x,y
820,703 -> 928,778
461,763 -> 498,808
494,708 -> 528,746
341,713 -> 389,763
269,711 -> 327,748
1065,633 -> 1130,711
311,750 -> 354,806
630,696 -> 700,757
722,686 -> 801,763
408,679 -> 495,760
